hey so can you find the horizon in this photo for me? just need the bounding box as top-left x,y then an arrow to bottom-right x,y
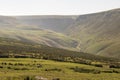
1,8 -> 119,16
0,0 -> 120,16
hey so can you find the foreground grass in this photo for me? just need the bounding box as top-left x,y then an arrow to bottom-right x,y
0,58 -> 119,80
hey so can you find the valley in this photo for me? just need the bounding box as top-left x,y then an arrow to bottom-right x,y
2,8 -> 118,58
0,8 -> 120,80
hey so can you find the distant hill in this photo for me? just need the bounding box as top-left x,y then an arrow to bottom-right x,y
0,16 -> 20,28
16,16 -> 78,32
67,8 -> 120,58
0,16 -> 79,51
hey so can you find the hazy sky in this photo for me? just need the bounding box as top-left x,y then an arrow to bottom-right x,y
0,0 -> 120,15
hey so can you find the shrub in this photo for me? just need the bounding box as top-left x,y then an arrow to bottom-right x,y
70,66 -> 101,74
36,64 -> 42,68
102,70 -> 113,73
7,66 -> 12,69
14,68 -> 21,70
24,76 -> 30,80
1,62 -> 7,65
94,64 -> 103,67
110,64 -> 120,68
21,68 -> 29,70
18,63 -> 24,66
113,70 -> 120,73
8,63 -> 13,65
92,70 -> 101,74
45,68 -> 62,72
0,66 -> 3,68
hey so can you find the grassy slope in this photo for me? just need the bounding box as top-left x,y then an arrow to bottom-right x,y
0,58 -> 119,80
0,28 -> 78,51
0,37 -> 116,62
0,15 -> 79,51
0,9 -> 120,58
67,9 -> 120,58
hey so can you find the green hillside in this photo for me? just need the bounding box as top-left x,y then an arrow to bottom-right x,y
0,27 -> 78,51
14,9 -> 120,58
67,9 -> 120,58
0,10 -> 120,80
0,37 -> 117,62
0,16 -> 79,51
0,8 -> 120,58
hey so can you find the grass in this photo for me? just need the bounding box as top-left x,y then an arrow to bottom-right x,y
0,58 -> 119,80
0,28 -> 79,51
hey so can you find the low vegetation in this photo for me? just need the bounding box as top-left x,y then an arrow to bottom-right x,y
0,38 -> 119,80
0,37 -> 119,63
0,58 -> 119,80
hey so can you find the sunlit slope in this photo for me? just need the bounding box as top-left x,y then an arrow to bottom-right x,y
67,9 -> 120,58
0,28 -> 78,50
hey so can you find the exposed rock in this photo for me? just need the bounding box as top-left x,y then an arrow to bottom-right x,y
35,76 -> 48,80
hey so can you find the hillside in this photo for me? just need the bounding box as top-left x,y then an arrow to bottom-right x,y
0,37 -> 119,79
67,8 -> 120,58
15,9 -> 120,58
0,9 -> 120,58
0,16 -> 20,28
0,28 -> 78,51
16,16 -> 77,32
0,16 -> 79,51
0,37 -> 118,62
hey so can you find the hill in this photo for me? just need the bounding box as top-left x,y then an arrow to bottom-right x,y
0,28 -> 79,51
0,37 -> 118,62
16,15 -> 77,32
67,8 -> 120,58
0,16 -> 20,28
0,16 -> 79,51
0,9 -> 120,58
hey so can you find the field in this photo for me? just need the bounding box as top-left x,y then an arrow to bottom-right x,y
0,58 -> 119,80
